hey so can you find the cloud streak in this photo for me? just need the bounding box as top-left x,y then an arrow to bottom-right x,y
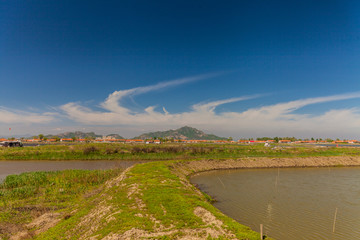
101,72 -> 223,113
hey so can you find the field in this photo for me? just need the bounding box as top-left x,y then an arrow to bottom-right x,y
1,143 -> 360,160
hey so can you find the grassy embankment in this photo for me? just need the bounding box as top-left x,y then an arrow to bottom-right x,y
1,143 -> 360,160
1,161 -> 264,239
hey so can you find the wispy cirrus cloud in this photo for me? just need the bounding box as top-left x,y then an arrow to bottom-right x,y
101,72 -> 224,113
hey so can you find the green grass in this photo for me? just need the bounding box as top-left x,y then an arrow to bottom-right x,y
0,169 -> 122,239
1,143 -> 360,160
32,161 -> 265,239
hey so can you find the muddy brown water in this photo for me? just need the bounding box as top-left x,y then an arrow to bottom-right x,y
191,167 -> 360,240
0,160 -> 145,182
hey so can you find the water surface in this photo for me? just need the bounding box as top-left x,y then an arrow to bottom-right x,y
0,160 -> 144,182
191,167 -> 360,240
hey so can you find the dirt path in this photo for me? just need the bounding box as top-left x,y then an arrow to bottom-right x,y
173,156 -> 360,177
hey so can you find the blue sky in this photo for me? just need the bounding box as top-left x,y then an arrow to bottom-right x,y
1,0 -> 360,139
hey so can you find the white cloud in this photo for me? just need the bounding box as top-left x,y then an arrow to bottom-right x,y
0,107 -> 55,124
2,73 -> 360,139
59,74 -> 360,138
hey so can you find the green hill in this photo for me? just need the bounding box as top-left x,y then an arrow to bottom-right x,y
106,134 -> 125,139
135,126 -> 226,140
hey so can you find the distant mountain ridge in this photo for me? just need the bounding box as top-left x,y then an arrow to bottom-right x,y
33,127 -> 223,140
135,126 -> 226,140
46,131 -> 102,139
47,131 -> 125,139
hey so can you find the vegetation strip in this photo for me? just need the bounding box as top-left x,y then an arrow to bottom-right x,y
2,143 -> 360,160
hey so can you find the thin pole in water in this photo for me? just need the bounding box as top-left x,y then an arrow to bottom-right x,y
260,224 -> 263,239
333,208 -> 338,233
217,177 -> 225,188
275,168 -> 280,189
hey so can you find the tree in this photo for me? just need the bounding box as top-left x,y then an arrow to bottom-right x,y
257,137 -> 273,141
38,134 -> 44,141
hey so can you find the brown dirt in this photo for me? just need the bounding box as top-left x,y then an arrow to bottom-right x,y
0,205 -> 60,240
173,156 -> 360,178
193,206 -> 236,239
25,212 -> 62,235
9,231 -> 32,240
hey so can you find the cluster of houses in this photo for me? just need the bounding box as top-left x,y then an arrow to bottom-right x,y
1,137 -> 359,144
16,138 -> 232,144
239,139 -> 360,144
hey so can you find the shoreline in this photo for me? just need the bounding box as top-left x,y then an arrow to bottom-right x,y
172,156 -> 360,178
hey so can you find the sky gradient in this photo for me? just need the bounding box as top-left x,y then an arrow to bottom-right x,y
1,1 -> 360,139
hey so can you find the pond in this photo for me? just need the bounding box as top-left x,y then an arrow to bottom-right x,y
191,167 -> 360,240
0,160 -> 144,182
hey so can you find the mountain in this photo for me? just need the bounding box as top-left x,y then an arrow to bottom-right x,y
135,126 -> 227,140
46,131 -> 102,139
106,134 -> 124,139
